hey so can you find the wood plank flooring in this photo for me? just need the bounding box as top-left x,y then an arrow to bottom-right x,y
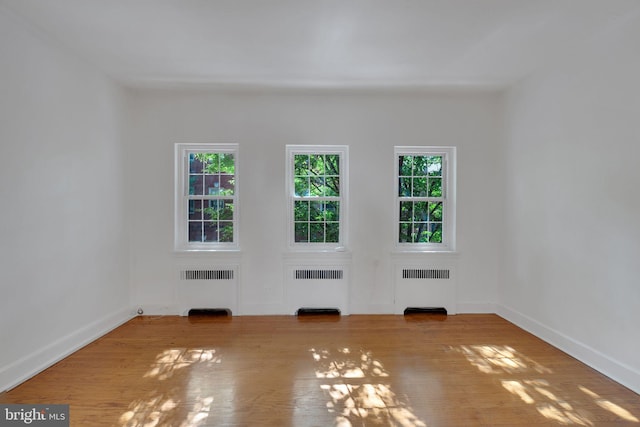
1,314 -> 639,426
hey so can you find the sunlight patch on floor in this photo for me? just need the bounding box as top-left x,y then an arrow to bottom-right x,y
144,348 -> 221,380
501,379 -> 593,426
311,347 -> 390,379
178,395 -> 214,427
118,392 -> 179,427
579,385 -> 639,422
456,343 -> 639,425
118,348 -> 221,426
456,344 -> 552,375
310,347 -> 426,427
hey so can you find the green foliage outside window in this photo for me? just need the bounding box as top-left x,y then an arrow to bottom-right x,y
188,152 -> 236,243
398,155 -> 443,243
293,154 -> 341,243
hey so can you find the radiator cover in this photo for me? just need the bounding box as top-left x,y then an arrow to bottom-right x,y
393,259 -> 457,314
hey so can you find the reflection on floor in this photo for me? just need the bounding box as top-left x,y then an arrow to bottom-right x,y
311,347 -> 427,426
455,344 -> 639,425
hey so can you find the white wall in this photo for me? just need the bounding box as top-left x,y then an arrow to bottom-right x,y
0,8 -> 131,391
502,11 -> 640,393
126,88 -> 505,315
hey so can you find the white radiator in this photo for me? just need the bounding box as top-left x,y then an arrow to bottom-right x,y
176,265 -> 239,316
284,265 -> 350,315
393,260 -> 457,314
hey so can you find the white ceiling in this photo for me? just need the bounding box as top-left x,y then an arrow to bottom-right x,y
2,0 -> 639,89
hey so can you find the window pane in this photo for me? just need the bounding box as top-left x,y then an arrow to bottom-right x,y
219,153 -> 235,174
325,176 -> 340,197
413,156 -> 428,176
325,201 -> 339,221
325,155 -> 340,175
399,201 -> 412,221
188,222 -> 203,242
399,155 -> 412,176
205,175 -> 220,195
413,201 -> 428,222
309,154 -> 324,175
415,223 -> 430,243
413,178 -> 427,197
398,177 -> 411,197
189,154 -> 204,174
295,222 -> 309,242
220,175 -> 234,195
294,177 -> 309,197
309,222 -> 324,242
399,223 -> 412,243
294,201 -> 309,221
310,201 -> 323,221
429,202 -> 443,221
219,222 -> 233,242
395,148 -> 451,247
203,153 -> 220,173
310,177 -> 325,196
294,155 -> 309,176
429,222 -> 443,243
203,201 -> 221,220
189,200 -> 202,220
289,147 -> 345,246
203,222 -> 218,242
180,145 -> 238,249
326,222 -> 339,243
427,156 -> 442,176
428,178 -> 442,197
189,175 -> 203,195
219,200 -> 234,220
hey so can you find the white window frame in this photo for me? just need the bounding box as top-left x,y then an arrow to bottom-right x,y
286,145 -> 349,251
175,143 -> 239,252
394,146 -> 456,252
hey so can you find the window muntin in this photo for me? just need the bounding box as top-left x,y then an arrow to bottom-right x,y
287,146 -> 348,249
395,147 -> 455,251
175,144 -> 239,251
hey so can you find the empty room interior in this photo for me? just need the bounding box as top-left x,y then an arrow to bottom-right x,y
1,0 -> 640,426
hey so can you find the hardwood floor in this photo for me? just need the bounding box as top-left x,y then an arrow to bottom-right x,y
1,314 -> 639,426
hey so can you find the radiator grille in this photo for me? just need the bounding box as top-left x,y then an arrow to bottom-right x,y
402,268 -> 450,279
295,269 -> 344,280
181,269 -> 234,280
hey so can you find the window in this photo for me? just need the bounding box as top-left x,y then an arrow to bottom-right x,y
175,144 -> 238,251
286,145 -> 348,250
395,146 -> 456,251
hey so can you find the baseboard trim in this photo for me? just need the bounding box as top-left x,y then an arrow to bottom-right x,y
0,307 -> 134,392
497,304 -> 640,395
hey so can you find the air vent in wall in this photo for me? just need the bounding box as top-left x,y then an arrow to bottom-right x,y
181,269 -> 234,280
402,269 -> 450,279
295,269 -> 343,280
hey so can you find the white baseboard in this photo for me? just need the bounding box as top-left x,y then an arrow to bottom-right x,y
136,303 -> 178,316
497,304 -> 640,395
0,307 -> 134,392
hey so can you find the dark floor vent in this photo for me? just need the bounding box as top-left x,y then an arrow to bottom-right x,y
188,308 -> 232,317
296,308 -> 341,316
404,307 -> 447,315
